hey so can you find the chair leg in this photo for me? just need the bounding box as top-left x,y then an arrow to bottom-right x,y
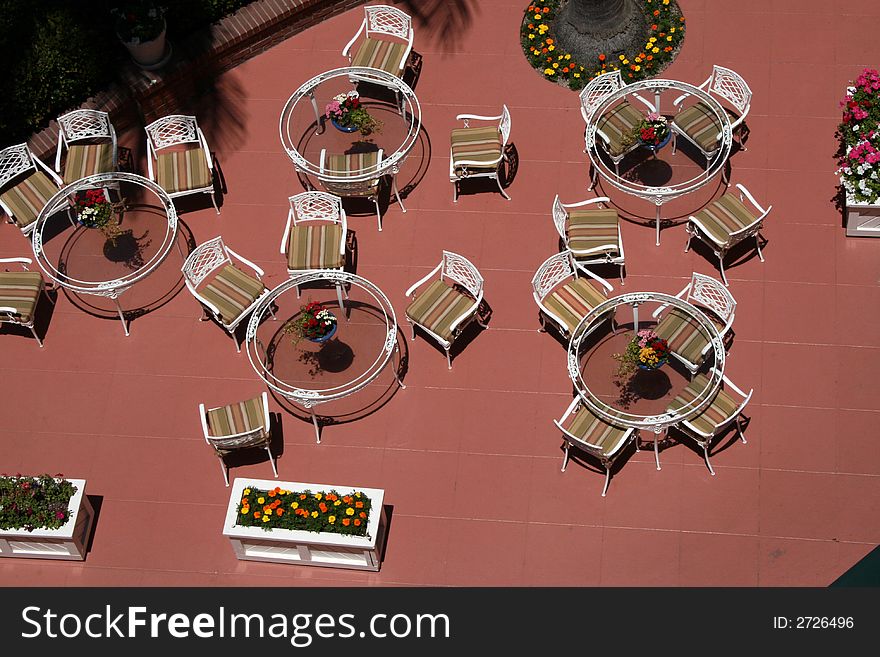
601,465 -> 611,497
220,458 -> 230,487
29,324 -> 44,348
445,346 -> 452,370
619,263 -> 625,286
654,432 -> 662,471
684,233 -> 693,253
737,416 -> 747,444
265,446 -> 279,478
452,180 -> 459,203
703,444 -> 716,476
211,191 -> 220,215
719,256 -> 729,287
561,443 -> 570,472
408,319 -> 416,341
295,284 -> 301,299
374,198 -> 383,231
587,163 -> 598,191
496,174 -> 511,201
756,234 -> 765,262
671,133 -> 677,155
335,283 -> 344,312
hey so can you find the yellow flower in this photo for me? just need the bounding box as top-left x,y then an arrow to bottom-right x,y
328,516 -> 336,524
652,47 -> 660,53
529,34 -> 535,39
311,511 -> 319,518
544,69 -> 556,75
663,0 -> 669,4
667,36 -> 672,41
552,62 -> 559,68
650,37 -> 657,42
314,493 -> 322,500
291,502 -> 299,509
333,500 -> 341,506
574,73 -> 580,78
534,13 -> 541,19
243,488 -> 251,495
257,497 -> 264,504
634,65 -> 641,71
240,507 -> 249,515
262,515 -> 270,523
619,54 -> 626,60
670,27 -> 676,33
622,59 -> 629,65
548,45 -> 555,51
345,507 -> 355,516
564,54 -> 571,60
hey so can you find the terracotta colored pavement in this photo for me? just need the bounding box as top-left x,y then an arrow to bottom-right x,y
1,0 -> 878,587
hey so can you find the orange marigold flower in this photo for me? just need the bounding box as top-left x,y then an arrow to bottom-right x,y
359,512 -> 367,518
342,518 -> 350,526
276,508 -> 284,516
355,501 -> 364,508
647,55 -> 653,60
651,24 -> 657,30
653,9 -> 660,16
546,38 -> 553,45
254,511 -> 261,518
541,47 -> 548,54
598,53 -> 606,61
562,67 -> 569,73
268,490 -> 276,497
319,503 -> 328,513
299,494 -> 306,500
354,519 -> 361,526
543,6 -> 549,12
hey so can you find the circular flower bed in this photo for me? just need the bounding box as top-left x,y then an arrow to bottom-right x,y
520,0 -> 686,91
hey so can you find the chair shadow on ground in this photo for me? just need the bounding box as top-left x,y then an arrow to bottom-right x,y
665,412 -> 752,466
452,142 -> 519,201
265,318 -> 411,442
557,433 -> 639,493
407,295 -> 493,366
685,230 -> 769,281
0,284 -> 59,346
219,411 -> 287,479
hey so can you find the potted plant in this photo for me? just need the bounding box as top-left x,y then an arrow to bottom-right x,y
0,474 -> 94,560
837,68 -> 880,236
223,478 -> 387,571
634,112 -> 671,150
282,300 -> 338,345
111,1 -> 170,70
324,92 -> 383,137
72,188 -> 123,244
613,328 -> 670,377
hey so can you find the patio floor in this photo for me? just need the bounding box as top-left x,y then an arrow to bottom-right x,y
1,0 -> 879,586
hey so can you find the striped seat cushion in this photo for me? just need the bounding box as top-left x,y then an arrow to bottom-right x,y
351,36 -> 407,76
451,126 -> 502,171
673,101 -> 723,152
406,279 -> 475,342
155,147 -> 212,194
691,193 -> 757,247
324,152 -> 381,196
287,224 -> 345,270
667,374 -> 742,438
0,271 -> 43,323
565,405 -> 631,457
543,277 -> 607,334
206,395 -> 266,442
654,307 -> 713,366
62,142 -> 114,184
197,264 -> 266,326
566,209 -> 620,257
0,170 -> 58,228
596,101 -> 643,157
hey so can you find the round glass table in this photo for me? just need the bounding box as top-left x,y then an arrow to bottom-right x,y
31,171 -> 180,335
567,291 -> 727,467
584,78 -> 733,245
278,65 -> 421,214
245,271 -> 405,443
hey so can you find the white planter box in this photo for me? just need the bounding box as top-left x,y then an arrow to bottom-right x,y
0,478 -> 94,561
845,188 -> 880,237
223,478 -> 387,571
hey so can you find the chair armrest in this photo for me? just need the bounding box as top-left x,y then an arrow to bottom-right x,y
0,257 -> 33,268
0,305 -> 21,314
672,74 -> 712,107
197,128 -> 214,170
735,183 -> 767,215
33,152 -> 63,186
447,300 -> 479,334
198,403 -> 211,442
342,19 -> 366,58
561,197 -> 611,209
452,155 -> 503,167
456,113 -> 503,123
397,33 -> 413,72
651,282 -> 691,318
225,247 -> 264,278
556,395 -> 582,425
260,391 -> 270,432
55,130 -> 65,172
404,262 -> 443,297
279,210 -> 293,255
553,417 -> 603,452
721,373 -> 752,400
577,266 -> 614,294
146,140 -> 156,181
630,92 -> 656,112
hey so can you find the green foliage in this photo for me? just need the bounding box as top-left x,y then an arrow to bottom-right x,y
0,475 -> 78,532
236,486 -> 372,537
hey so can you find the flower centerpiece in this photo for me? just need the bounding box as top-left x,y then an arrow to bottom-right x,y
635,111 -> 670,147
111,1 -> 166,45
73,189 -> 122,242
236,485 -> 372,537
613,328 -> 670,377
283,300 -> 338,345
0,474 -> 77,532
837,68 -> 880,205
324,92 -> 383,136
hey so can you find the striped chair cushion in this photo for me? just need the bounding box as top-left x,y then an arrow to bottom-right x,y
654,307 -> 713,366
0,271 -> 43,323
324,152 -> 381,196
673,101 -> 723,152
567,209 -> 620,257
596,101 -> 643,157
0,170 -> 58,228
543,276 -> 607,334
62,142 -> 114,184
566,405 -> 631,457
451,126 -> 502,171
406,279 -> 475,342
667,374 -> 742,438
351,36 -> 407,75
691,193 -> 757,247
206,395 -> 266,443
155,147 -> 212,194
287,224 -> 345,270
197,264 -> 266,326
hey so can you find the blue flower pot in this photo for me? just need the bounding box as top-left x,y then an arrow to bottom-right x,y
307,319 -> 338,344
637,357 -> 668,371
330,117 -> 358,133
641,131 -> 672,153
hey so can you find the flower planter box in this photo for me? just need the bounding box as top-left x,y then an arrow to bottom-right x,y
0,479 -> 94,561
223,478 -> 387,571
844,184 -> 880,237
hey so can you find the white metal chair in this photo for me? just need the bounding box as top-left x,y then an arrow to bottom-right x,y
280,191 -> 348,309
580,70 -> 656,189
145,114 -> 219,214
671,65 -> 752,166
450,105 -> 511,202
404,251 -> 486,369
319,147 -> 397,231
0,143 -> 64,236
555,396 -> 638,496
199,391 -> 277,486
652,272 -> 736,375
531,251 -> 615,339
342,4 -> 413,80
552,194 -> 625,285
0,257 -> 54,347
666,367 -> 752,475
685,183 -> 771,286
182,236 -> 270,352
55,109 -> 118,184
